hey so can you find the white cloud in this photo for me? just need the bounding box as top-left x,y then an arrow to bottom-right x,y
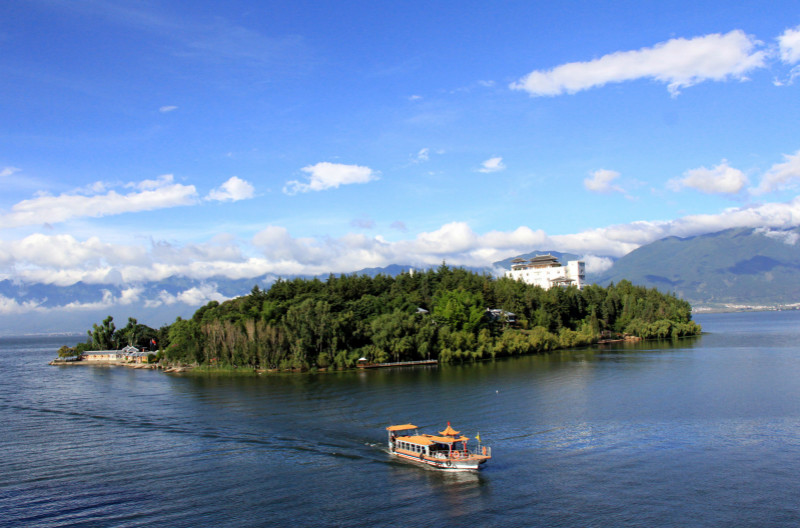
147,284 -> 227,307
752,150 -> 800,194
581,255 -> 615,274
159,105 -> 178,113
415,148 -> 430,162
778,25 -> 800,64
478,157 -> 506,173
556,197 -> 800,256
283,162 -> 379,195
1,167 -> 21,178
1,234 -> 147,271
206,176 -> 255,202
133,173 -> 176,191
0,294 -> 42,315
669,160 -> 748,194
584,169 -> 624,194
0,175 -> 198,228
511,30 -> 766,97
757,227 -> 800,246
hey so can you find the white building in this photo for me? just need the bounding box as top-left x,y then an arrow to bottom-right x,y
505,254 -> 585,290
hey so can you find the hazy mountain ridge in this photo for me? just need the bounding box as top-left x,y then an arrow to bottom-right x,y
594,227 -> 800,307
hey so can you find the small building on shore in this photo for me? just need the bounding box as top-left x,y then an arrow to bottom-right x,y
82,350 -> 125,362
81,345 -> 155,363
506,254 -> 585,290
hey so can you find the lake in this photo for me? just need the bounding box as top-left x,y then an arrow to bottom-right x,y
2,310 -> 800,527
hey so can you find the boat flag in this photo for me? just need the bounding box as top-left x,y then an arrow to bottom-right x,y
476,432 -> 481,443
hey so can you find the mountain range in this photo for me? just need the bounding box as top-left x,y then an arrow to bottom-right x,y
594,227 -> 800,309
3,226 -> 799,334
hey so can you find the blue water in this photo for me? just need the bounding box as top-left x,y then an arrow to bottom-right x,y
2,311 -> 800,527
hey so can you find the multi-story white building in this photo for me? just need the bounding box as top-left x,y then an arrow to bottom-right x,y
505,254 -> 585,290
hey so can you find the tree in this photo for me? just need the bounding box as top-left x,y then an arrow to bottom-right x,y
89,316 -> 117,350
166,318 -> 204,364
57,345 -> 80,360
432,289 -> 485,332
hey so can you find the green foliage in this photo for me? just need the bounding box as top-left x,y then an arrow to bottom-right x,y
88,315 -> 117,350
80,267 -> 700,369
57,345 -> 79,359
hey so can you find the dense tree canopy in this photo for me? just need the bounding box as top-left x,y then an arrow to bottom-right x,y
143,266 -> 700,370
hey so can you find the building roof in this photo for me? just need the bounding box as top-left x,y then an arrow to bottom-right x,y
531,254 -> 558,261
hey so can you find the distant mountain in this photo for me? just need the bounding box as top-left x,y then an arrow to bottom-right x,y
594,227 -> 800,308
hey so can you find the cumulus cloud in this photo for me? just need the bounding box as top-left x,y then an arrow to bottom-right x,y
757,227 -> 800,246
1,167 -> 21,178
0,294 -> 42,315
478,157 -> 506,173
146,284 -> 227,307
0,174 -> 198,229
669,160 -> 748,194
511,30 -> 766,97
283,162 -> 378,195
206,176 -> 255,202
1,234 -> 147,271
584,169 -> 625,194
581,255 -> 615,275
778,25 -> 800,64
751,150 -> 800,194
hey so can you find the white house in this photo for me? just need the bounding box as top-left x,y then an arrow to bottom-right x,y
505,254 -> 585,290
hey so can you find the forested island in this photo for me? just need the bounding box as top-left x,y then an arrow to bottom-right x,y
62,265 -> 701,371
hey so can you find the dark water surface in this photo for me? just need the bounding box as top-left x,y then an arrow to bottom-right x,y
3,311 -> 800,527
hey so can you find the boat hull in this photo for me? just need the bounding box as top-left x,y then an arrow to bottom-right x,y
391,450 -> 486,471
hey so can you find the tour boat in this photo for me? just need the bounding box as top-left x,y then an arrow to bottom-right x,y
386,422 -> 491,471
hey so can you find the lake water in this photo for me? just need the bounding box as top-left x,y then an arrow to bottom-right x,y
2,311 -> 800,527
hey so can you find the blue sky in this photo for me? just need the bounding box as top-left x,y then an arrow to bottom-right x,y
1,1 -> 800,312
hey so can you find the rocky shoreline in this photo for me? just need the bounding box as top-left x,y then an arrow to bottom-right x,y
48,359 -> 194,373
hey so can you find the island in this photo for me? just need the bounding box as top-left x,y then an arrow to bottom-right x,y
55,265 -> 701,372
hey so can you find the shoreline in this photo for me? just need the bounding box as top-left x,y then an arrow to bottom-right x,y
48,334 -> 694,374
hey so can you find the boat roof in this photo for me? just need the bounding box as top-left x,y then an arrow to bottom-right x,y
397,435 -> 435,446
386,424 -> 418,432
439,423 -> 460,436
427,435 -> 470,444
396,433 -> 470,444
